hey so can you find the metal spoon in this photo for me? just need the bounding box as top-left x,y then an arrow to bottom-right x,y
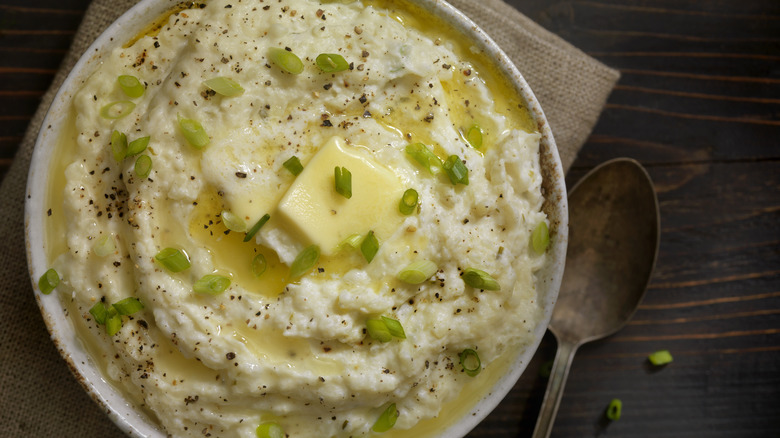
532,158 -> 660,438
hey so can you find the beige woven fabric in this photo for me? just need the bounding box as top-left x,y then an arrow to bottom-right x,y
0,0 -> 619,436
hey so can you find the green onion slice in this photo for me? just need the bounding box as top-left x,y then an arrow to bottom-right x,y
38,268 -> 59,295
221,210 -> 247,232
255,422 -> 284,438
367,318 -> 393,343
361,230 -> 379,263
459,348 -> 481,377
283,155 -> 304,176
372,403 -> 399,433
177,114 -> 210,148
382,316 -> 406,339
531,221 -> 550,254
135,155 -> 152,178
462,268 -> 500,291
110,130 -> 127,162
193,274 -> 231,295
113,297 -> 144,315
89,302 -> 109,324
244,214 -> 271,242
126,136 -> 150,156
340,233 -> 363,249
399,188 -> 418,215
465,123 -> 483,149
289,245 -> 320,279
93,234 -> 116,257
398,260 -> 437,284
606,398 -> 622,421
269,47 -> 304,74
105,311 -> 122,336
100,100 -> 135,119
316,53 -> 350,72
251,253 -> 268,277
203,76 -> 244,97
155,247 -> 191,273
405,143 -> 442,175
648,350 -> 673,366
443,155 -> 469,186
334,166 -> 352,199
117,75 -> 145,98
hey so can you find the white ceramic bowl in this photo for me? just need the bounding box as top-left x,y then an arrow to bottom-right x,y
25,0 -> 567,436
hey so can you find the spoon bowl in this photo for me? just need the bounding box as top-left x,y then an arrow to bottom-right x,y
532,158 -> 660,438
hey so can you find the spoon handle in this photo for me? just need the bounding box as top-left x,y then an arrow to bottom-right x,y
531,339 -> 579,438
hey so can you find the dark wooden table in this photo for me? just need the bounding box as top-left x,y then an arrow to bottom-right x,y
2,1 -> 778,437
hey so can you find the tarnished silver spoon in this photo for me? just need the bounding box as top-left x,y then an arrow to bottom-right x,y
532,158 -> 660,438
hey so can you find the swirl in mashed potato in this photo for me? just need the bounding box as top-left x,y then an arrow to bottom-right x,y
47,0 -> 547,436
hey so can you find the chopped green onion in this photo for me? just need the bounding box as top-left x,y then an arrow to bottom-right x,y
251,254 -> 268,277
382,316 -> 406,339
244,214 -> 271,242
606,398 -> 622,421
155,247 -> 191,273
255,422 -> 284,438
126,136 -> 150,156
648,350 -> 673,366
405,143 -> 442,175
113,297 -> 144,315
135,155 -> 152,178
178,114 -> 210,148
340,233 -> 363,249
465,123 -> 483,149
372,403 -> 399,433
92,234 -> 116,257
443,155 -> 469,186
283,156 -> 304,176
316,53 -> 350,72
105,311 -> 122,336
399,188 -> 418,215
117,75 -> 145,98
203,76 -> 244,96
398,260 -> 437,284
289,245 -> 320,278
367,318 -> 393,343
361,230 -> 379,263
89,302 -> 109,324
334,166 -> 352,199
193,274 -> 231,295
38,268 -> 59,295
100,100 -> 135,119
459,348 -> 481,376
531,221 -> 550,254
110,130 -> 127,162
462,268 -> 500,291
221,210 -> 247,232
269,47 -> 304,74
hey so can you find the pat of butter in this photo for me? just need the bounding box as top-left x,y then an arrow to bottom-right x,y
277,137 -> 404,255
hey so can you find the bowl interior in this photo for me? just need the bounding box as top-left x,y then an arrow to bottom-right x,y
25,0 -> 567,436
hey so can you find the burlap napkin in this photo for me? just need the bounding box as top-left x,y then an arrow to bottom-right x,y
0,0 -> 619,436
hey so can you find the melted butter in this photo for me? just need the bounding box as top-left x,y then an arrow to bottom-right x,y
45,110 -> 78,262
188,187 -> 289,298
232,325 -> 343,376
383,347 -> 517,438
123,1 -> 202,48
152,334 -> 218,384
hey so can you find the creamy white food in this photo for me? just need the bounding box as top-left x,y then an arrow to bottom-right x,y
47,0 -> 547,436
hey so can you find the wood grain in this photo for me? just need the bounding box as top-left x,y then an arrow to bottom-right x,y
2,0 -> 778,437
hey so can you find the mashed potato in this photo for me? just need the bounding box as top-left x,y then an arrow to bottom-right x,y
47,0 -> 547,436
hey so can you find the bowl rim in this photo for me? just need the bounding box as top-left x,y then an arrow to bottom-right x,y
24,0 -> 568,436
